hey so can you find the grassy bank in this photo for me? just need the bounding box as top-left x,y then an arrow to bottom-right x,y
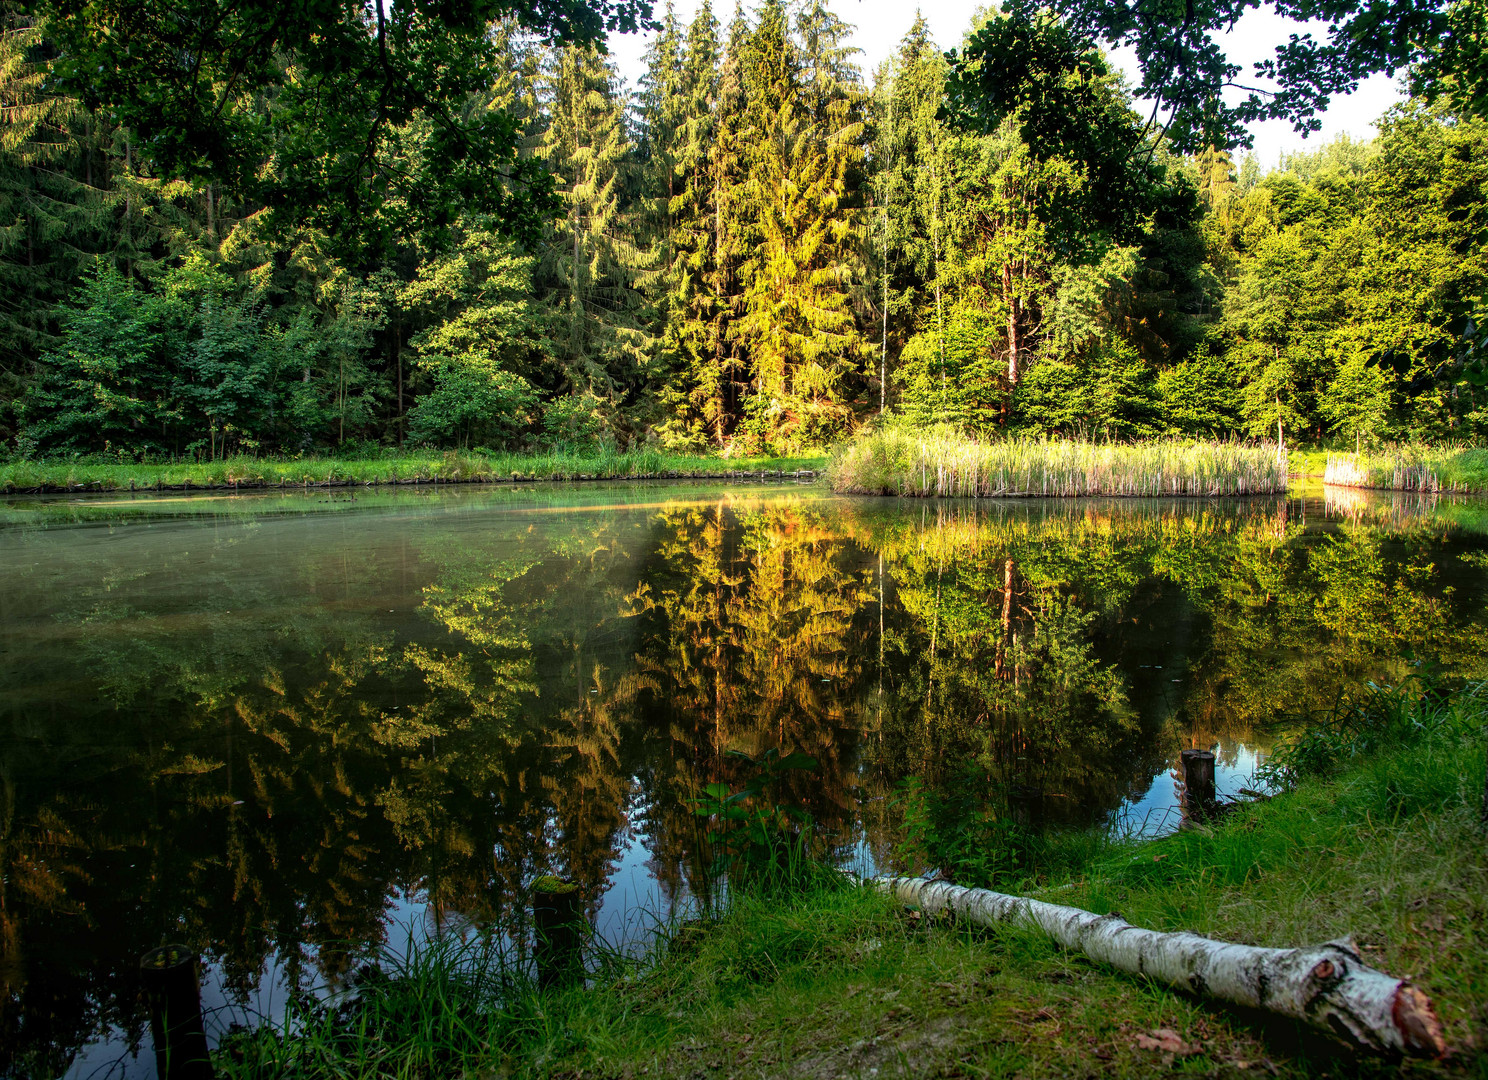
1324,447 -> 1488,493
0,449 -> 826,494
219,681 -> 1485,1079
830,428 -> 1289,498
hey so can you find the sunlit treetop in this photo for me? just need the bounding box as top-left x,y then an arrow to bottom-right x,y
21,0 -> 656,250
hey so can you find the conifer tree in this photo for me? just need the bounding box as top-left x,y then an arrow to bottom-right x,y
0,7 -> 116,374
869,15 -> 950,414
534,42 -> 653,434
652,1 -> 726,448
731,0 -> 867,450
703,2 -> 755,446
638,2 -> 684,221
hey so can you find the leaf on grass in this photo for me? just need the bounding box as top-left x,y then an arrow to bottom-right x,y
1134,1028 -> 1200,1056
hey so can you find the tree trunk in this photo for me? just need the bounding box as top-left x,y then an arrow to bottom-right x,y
871,877 -> 1446,1059
1004,261 -> 1022,388
881,213 -> 888,416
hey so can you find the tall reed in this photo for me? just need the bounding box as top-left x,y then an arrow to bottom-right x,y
829,428 -> 1288,498
1323,447 -> 1488,493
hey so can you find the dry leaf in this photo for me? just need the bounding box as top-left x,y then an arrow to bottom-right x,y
1134,1028 -> 1200,1056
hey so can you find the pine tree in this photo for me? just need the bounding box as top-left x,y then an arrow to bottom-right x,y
652,0 -> 727,449
0,7 -> 116,383
869,15 -> 950,414
534,42 -> 653,434
731,0 -> 866,450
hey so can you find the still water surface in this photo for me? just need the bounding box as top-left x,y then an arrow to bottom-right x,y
3,481 -> 1488,1077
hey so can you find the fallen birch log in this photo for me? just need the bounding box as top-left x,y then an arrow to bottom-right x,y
873,877 -> 1446,1058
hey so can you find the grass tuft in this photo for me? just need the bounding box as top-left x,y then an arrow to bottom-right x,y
830,426 -> 1289,498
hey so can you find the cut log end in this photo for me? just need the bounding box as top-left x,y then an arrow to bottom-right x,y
1391,984 -> 1448,1059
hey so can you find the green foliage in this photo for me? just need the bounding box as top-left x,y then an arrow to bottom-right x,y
1257,663 -> 1479,792
219,932 -> 530,1078
728,0 -> 867,452
896,308 -> 1004,433
1013,340 -> 1160,438
1155,344 -> 1241,436
1058,0 -> 1487,152
691,747 -> 822,890
20,258 -> 288,456
895,771 -> 1032,888
402,224 -> 545,448
3,1 -> 1488,459
28,0 -> 652,250
945,6 -> 1186,253
536,42 -> 655,410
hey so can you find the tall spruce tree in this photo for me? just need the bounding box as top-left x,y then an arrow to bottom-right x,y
731,0 -> 866,450
652,0 -> 726,448
0,8 -> 115,379
869,15 -> 950,415
704,1 -> 754,446
535,42 -> 653,435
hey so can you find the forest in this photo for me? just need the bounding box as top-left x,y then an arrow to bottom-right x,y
2,0 -> 1487,460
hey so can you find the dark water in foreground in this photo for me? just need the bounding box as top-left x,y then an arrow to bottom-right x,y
3,481 -> 1488,1077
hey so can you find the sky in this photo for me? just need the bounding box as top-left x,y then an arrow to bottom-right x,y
605,1 -> 1407,168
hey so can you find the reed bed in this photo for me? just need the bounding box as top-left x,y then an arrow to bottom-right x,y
1323,447 -> 1488,493
0,448 -> 826,493
829,428 -> 1288,498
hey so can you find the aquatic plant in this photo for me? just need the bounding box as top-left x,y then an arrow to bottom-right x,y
1324,446 -> 1488,493
829,427 -> 1288,498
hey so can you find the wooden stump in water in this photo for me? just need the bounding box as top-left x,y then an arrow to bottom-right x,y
533,876 -> 584,989
1181,748 -> 1217,820
140,944 -> 214,1080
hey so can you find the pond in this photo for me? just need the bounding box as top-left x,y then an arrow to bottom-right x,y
3,481 -> 1488,1077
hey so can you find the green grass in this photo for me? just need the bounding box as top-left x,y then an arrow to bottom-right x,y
1290,448 -> 1331,477
0,448 -> 826,493
218,683 -> 1487,1079
830,427 -> 1289,498
1324,447 -> 1488,493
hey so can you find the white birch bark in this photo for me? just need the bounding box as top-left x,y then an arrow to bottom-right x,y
872,877 -> 1446,1058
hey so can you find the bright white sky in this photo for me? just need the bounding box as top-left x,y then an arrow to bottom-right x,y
605,1 -> 1406,167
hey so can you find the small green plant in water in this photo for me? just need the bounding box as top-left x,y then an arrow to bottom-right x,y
692,748 -> 821,892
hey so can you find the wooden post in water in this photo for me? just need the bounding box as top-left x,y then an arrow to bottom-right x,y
1180,748 -> 1217,820
532,876 -> 583,989
140,945 -> 214,1080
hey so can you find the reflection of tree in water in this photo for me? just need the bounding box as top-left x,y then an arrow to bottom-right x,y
624,499 -> 876,906
5,493 -> 1488,1074
860,506 -> 1149,847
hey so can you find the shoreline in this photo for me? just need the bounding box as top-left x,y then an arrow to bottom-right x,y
219,678 -> 1486,1078
0,467 -> 824,497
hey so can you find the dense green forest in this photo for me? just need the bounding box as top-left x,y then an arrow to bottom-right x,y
2,0 -> 1486,459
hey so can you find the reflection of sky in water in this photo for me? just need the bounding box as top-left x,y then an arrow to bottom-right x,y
66,806 -> 678,1080
1111,742 -> 1270,839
